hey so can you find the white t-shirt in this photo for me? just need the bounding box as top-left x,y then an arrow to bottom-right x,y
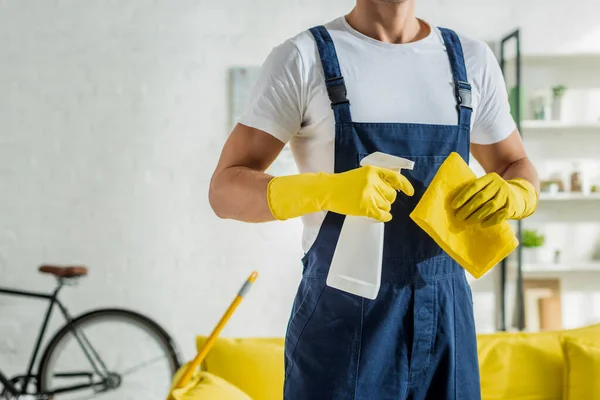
239,17 -> 516,253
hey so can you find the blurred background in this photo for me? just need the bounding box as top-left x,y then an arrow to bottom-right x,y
1,0 -> 600,396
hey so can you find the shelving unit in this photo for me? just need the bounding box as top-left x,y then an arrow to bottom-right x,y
496,30 -> 600,333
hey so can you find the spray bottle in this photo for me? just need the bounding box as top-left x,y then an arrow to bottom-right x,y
326,152 -> 415,300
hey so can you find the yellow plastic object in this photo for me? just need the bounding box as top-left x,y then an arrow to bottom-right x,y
167,271 -> 258,400
169,367 -> 251,400
195,337 -> 285,400
562,337 -> 600,399
452,173 -> 538,228
477,324 -> 600,400
409,152 -> 519,278
267,166 -> 414,223
478,332 -> 564,399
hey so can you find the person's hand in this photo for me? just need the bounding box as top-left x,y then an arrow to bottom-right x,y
451,173 -> 538,228
323,166 -> 414,222
267,166 -> 414,222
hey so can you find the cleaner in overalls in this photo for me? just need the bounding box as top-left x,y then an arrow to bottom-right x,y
209,0 -> 539,398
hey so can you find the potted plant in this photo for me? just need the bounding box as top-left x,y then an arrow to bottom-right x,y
521,229 -> 546,264
551,85 -> 567,121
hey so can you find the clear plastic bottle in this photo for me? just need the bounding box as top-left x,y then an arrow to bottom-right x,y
326,152 -> 415,300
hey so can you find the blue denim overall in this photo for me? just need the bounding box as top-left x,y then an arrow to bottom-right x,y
283,26 -> 481,400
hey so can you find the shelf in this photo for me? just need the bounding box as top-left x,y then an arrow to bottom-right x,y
539,192 -> 600,201
523,262 -> 600,273
506,261 -> 600,274
503,53 -> 600,66
522,120 -> 600,131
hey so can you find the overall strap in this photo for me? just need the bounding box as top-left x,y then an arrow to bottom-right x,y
309,26 -> 353,125
439,28 -> 472,130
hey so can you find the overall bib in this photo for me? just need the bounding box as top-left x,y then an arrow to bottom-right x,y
284,26 -> 481,400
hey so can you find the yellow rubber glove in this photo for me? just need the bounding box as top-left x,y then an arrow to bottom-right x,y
267,166 -> 414,222
451,173 -> 538,228
452,173 -> 538,227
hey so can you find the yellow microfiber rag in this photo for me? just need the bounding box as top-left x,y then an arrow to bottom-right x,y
409,152 -> 519,278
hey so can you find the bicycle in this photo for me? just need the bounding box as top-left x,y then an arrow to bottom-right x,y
0,265 -> 182,399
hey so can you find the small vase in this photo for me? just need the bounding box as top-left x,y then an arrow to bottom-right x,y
522,248 -> 538,264
522,247 -> 553,266
551,96 -> 563,121
537,247 -> 554,264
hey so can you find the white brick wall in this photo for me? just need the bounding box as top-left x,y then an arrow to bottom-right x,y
1,0 -> 600,378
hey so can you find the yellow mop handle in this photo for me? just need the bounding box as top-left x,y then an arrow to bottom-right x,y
173,271 -> 258,390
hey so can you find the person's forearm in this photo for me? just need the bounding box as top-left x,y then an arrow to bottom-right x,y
500,156 -> 540,194
209,166 -> 276,223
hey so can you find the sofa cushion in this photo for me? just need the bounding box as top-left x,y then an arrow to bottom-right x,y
197,337 -> 285,400
478,332 -> 563,400
170,365 -> 251,400
477,324 -> 600,400
564,323 -> 600,343
562,337 -> 600,400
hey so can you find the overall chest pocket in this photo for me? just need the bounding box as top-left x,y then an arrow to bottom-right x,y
358,154 -> 450,262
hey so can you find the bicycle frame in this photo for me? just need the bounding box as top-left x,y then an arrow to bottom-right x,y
0,280 -> 110,397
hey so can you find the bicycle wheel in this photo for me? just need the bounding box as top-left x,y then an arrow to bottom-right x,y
38,308 -> 181,400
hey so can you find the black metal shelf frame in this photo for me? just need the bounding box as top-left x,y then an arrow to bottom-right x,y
499,29 -> 525,332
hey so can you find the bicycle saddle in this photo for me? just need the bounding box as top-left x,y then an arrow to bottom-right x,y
39,264 -> 88,278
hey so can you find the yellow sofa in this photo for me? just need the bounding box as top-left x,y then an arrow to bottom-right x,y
172,324 -> 600,400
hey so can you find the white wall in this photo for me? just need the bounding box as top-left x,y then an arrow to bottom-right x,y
1,0 -> 600,374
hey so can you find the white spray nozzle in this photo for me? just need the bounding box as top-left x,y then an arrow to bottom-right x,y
360,152 -> 415,172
